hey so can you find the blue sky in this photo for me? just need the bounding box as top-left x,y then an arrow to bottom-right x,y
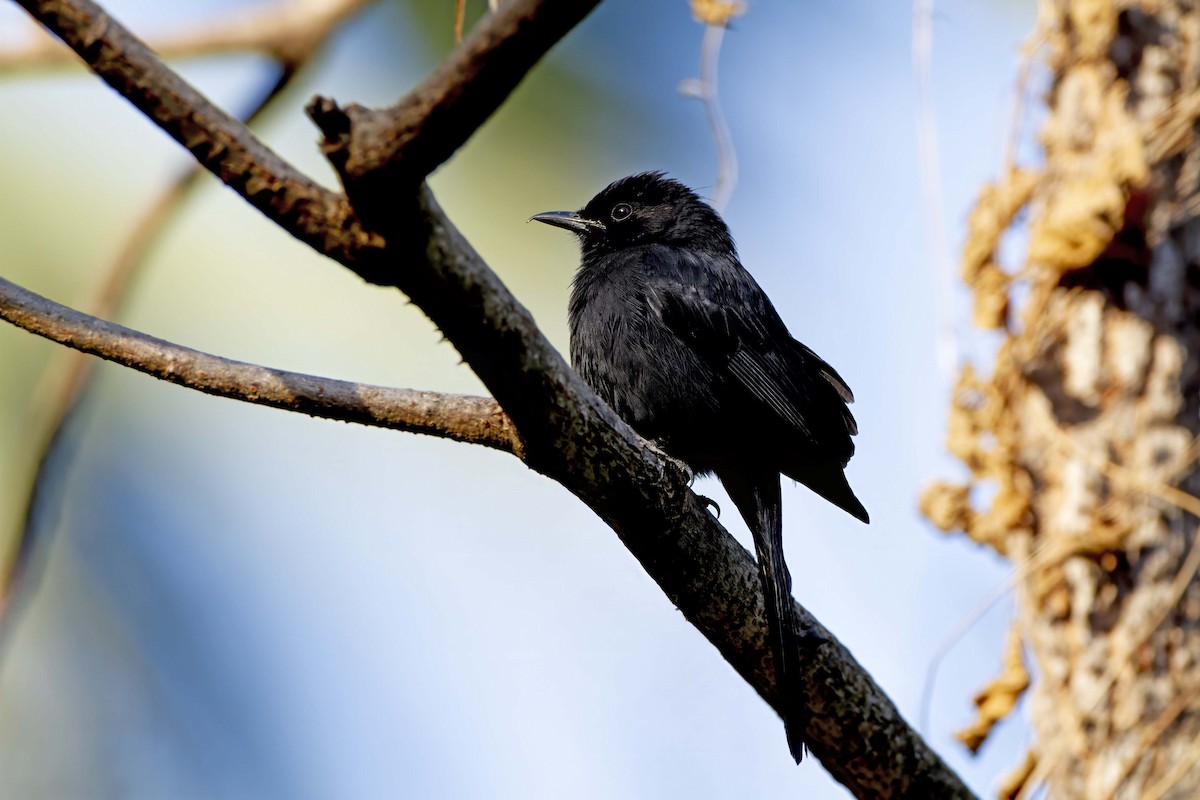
0,1 -> 1037,797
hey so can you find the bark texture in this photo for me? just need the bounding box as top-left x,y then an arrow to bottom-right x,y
923,2 -> 1200,798
7,1 -> 977,795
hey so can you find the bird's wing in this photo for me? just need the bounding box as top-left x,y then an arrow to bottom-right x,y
642,246 -> 857,449
726,348 -> 815,436
793,340 -> 855,405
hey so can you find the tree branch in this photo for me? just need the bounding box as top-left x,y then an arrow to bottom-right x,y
334,180 -> 980,800
9,1 -> 977,795
0,256 -> 973,796
0,274 -> 519,454
30,63 -> 302,466
9,61 -> 330,620
310,0 -> 603,205
0,0 -> 373,70
11,0 -> 383,277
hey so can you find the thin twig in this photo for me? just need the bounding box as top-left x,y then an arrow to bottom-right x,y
0,274 -> 519,453
12,0 -> 376,271
0,0 -> 374,70
680,22 -> 737,212
1001,26 -> 1046,176
28,63 -> 300,432
912,0 -> 957,386
0,263 -> 518,622
4,63 -> 305,636
455,0 -> 467,42
919,571 -> 1018,735
917,527 -> 1088,740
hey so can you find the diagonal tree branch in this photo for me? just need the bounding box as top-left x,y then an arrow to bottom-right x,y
0,274 -> 519,454
0,249 -> 972,797
389,185 -> 978,799
8,1 -> 977,795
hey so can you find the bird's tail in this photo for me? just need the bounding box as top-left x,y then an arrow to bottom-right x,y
784,462 -> 869,524
719,470 -> 809,763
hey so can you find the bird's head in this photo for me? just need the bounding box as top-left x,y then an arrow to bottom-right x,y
531,172 -> 734,258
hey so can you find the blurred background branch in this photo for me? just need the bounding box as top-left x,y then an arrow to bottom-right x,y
680,0 -> 741,213
454,0 -> 501,43
3,0 -> 365,654
12,0 -> 376,267
911,0 -> 957,387
0,0 -> 373,70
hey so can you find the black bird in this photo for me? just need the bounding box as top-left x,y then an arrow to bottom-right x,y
532,172 -> 867,763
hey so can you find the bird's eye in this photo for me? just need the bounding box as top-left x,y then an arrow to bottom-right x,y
611,203 -> 633,222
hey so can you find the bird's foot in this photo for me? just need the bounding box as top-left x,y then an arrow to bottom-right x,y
646,439 -> 693,484
696,495 -> 721,518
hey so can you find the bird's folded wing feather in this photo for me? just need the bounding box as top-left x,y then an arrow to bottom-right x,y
643,246 -> 857,446
726,349 -> 813,436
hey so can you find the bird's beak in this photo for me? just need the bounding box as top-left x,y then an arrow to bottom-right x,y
529,210 -> 605,235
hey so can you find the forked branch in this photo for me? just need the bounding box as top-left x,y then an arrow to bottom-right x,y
5,1 -> 976,796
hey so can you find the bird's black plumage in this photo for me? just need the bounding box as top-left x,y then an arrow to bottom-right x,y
533,172 -> 867,763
